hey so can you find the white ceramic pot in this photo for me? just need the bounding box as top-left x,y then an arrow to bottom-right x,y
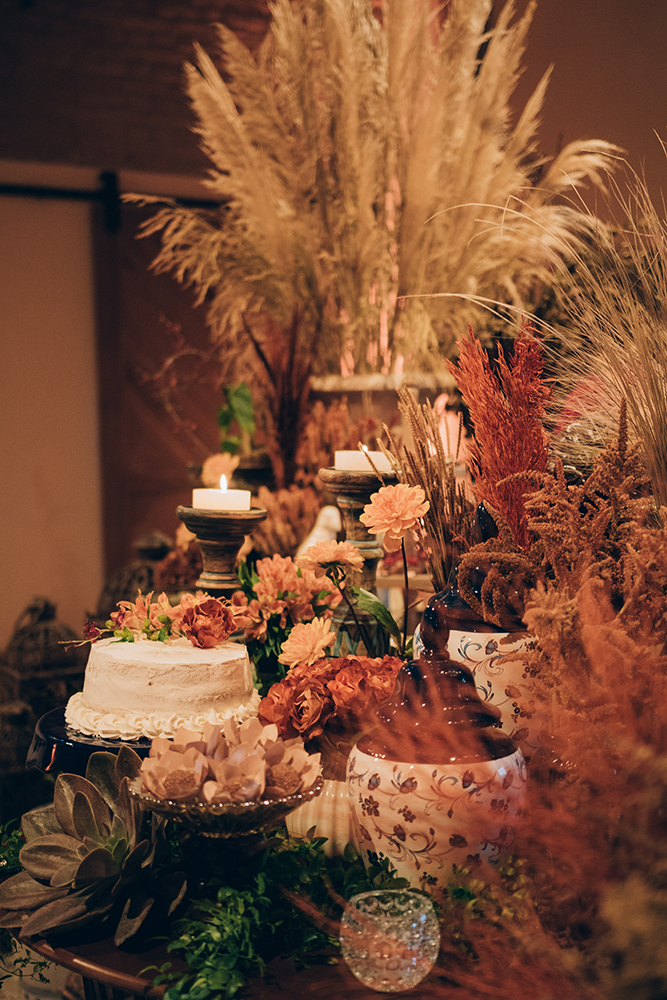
347,745 -> 526,894
414,623 -> 544,757
286,777 -> 353,856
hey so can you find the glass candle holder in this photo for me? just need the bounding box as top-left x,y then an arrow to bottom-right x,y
339,889 -> 440,992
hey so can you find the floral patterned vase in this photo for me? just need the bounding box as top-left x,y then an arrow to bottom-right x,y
414,622 -> 543,758
413,578 -> 546,759
348,607 -> 526,897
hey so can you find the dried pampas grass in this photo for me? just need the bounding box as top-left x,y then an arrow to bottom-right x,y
539,156 -> 667,513
127,0 -> 617,378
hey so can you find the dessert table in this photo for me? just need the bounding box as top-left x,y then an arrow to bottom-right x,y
24,934 -> 449,999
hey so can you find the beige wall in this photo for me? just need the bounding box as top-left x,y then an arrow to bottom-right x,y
0,163 -> 209,652
0,188 -> 103,649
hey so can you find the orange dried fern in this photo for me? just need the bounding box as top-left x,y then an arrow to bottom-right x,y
448,323 -> 552,549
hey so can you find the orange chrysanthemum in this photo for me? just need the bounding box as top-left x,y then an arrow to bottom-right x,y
278,617 -> 336,667
296,539 -> 364,576
360,483 -> 430,551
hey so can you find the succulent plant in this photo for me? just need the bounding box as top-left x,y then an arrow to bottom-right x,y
0,747 -> 186,946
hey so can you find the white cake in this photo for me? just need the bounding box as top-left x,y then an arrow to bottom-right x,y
65,636 -> 260,741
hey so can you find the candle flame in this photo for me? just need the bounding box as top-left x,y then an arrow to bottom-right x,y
219,475 -> 228,491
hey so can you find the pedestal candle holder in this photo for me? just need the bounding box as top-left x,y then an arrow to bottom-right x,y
318,468 -> 396,594
176,505 -> 267,599
318,468 -> 396,656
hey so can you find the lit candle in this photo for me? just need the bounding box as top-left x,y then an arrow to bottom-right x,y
334,449 -> 393,474
192,475 -> 252,511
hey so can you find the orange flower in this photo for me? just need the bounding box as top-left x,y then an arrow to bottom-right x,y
278,617 -> 335,667
328,655 -> 402,718
180,596 -> 236,648
297,540 -> 364,576
360,483 -> 430,551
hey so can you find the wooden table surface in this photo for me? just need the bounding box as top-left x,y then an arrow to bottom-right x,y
25,933 -> 450,999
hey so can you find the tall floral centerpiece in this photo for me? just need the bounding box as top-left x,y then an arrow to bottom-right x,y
231,553 -> 341,695
127,0 -> 617,490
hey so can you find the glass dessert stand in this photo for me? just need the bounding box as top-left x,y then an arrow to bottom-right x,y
128,775 -> 324,849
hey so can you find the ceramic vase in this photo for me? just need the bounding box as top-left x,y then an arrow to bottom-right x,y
286,777 -> 353,856
347,609 -> 526,896
286,725 -> 358,856
413,577 -> 545,759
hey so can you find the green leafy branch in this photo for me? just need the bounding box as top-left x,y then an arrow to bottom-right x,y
148,831 -> 408,1000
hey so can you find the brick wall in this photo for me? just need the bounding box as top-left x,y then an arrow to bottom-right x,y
0,0 -> 271,175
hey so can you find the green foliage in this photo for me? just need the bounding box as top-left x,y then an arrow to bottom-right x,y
350,586 -> 402,648
218,383 -> 255,456
0,938 -> 51,989
0,822 -> 24,878
150,831 -> 408,1000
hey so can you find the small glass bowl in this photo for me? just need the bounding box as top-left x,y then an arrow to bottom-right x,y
339,889 -> 440,992
128,775 -> 324,838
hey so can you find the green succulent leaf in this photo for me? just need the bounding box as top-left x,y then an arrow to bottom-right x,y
73,847 -> 121,887
114,840 -> 152,887
0,871 -> 69,912
114,885 -> 155,947
54,775 -> 112,840
111,837 -> 129,865
19,835 -> 82,881
19,891 -> 93,939
114,778 -> 141,846
159,871 -> 188,918
49,862 -> 81,888
71,791 -> 102,844
21,805 -> 61,843
85,749 -> 142,812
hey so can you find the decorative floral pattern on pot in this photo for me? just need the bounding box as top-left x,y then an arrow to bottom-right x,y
414,623 -> 544,759
348,746 -> 526,894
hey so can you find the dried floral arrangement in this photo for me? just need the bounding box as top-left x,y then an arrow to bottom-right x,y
139,718 -> 322,804
538,159 -> 667,511
126,0 -> 616,489
385,387 -> 477,592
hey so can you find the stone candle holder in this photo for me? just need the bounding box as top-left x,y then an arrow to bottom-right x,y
176,505 -> 267,599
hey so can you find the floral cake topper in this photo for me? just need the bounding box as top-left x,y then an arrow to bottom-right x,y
79,590 -> 243,649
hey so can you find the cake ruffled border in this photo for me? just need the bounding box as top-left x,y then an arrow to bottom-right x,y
64,688 -> 262,741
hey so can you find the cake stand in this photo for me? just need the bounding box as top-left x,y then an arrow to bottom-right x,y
25,707 -> 152,777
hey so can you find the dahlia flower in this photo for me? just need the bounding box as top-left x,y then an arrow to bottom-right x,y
297,539 -> 364,576
278,617 -> 336,667
360,483 -> 430,552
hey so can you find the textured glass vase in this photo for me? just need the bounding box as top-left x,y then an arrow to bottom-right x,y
340,889 -> 440,992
